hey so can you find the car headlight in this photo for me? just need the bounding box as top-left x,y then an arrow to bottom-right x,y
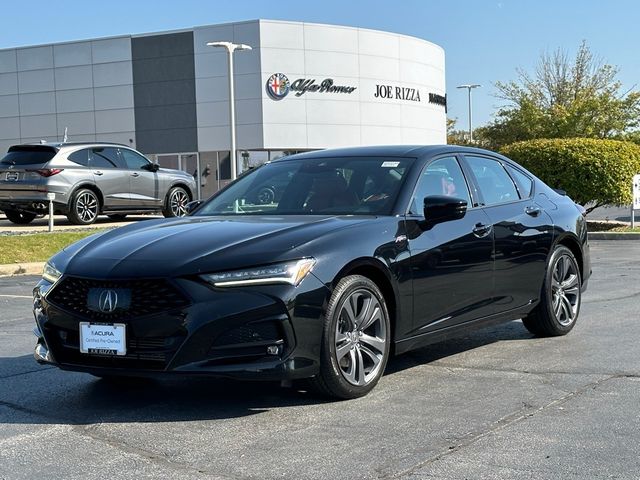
42,261 -> 62,284
201,258 -> 316,287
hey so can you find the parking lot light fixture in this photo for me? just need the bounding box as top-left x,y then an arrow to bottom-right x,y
456,84 -> 481,142
206,41 -> 253,181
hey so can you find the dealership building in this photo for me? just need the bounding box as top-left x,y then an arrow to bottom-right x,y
0,19 -> 446,198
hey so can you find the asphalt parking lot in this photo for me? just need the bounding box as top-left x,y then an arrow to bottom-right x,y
1,240 -> 639,479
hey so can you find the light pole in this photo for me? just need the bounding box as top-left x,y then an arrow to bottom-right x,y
456,84 -> 481,142
206,41 -> 252,180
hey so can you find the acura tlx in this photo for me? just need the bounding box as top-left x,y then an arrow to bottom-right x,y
33,145 -> 590,399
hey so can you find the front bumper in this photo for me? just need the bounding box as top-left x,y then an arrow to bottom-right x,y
33,274 -> 330,381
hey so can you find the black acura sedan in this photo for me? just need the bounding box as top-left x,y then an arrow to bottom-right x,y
33,146 -> 590,399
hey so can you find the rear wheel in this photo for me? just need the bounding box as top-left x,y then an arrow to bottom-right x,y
67,189 -> 100,225
309,275 -> 391,399
107,214 -> 127,221
162,186 -> 190,218
522,245 -> 581,336
4,209 -> 36,225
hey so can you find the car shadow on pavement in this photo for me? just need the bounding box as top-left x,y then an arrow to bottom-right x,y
0,321 -> 533,425
387,320 -> 533,375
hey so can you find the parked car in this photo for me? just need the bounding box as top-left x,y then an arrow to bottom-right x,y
33,145 -> 590,399
0,142 -> 196,225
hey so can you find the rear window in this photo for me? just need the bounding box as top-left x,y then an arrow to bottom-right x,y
1,147 -> 57,166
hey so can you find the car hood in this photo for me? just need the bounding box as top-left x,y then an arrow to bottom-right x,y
60,215 -> 369,278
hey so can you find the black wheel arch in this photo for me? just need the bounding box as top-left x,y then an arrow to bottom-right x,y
552,232 -> 585,282
330,257 -> 401,353
168,183 -> 193,201
68,183 -> 103,213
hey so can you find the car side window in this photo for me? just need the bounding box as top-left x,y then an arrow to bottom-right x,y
120,148 -> 150,170
465,156 -> 519,206
67,149 -> 90,167
505,164 -> 533,199
409,156 -> 471,214
90,147 -> 120,169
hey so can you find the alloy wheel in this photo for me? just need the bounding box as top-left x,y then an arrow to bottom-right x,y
334,288 -> 387,386
76,191 -> 98,223
551,253 -> 580,326
170,189 -> 189,216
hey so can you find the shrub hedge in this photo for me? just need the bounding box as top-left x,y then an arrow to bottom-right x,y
501,138 -> 640,209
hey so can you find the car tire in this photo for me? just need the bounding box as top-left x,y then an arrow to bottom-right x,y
107,214 -> 127,221
4,209 -> 36,225
309,275 -> 391,399
162,186 -> 190,218
67,188 -> 100,225
522,245 -> 581,336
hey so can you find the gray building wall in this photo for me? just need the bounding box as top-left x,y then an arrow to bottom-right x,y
132,31 -> 198,154
0,37 -> 136,153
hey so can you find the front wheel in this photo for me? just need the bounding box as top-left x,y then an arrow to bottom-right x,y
162,187 -> 190,218
309,275 -> 391,399
67,189 -> 100,225
4,209 -> 36,225
522,245 -> 581,336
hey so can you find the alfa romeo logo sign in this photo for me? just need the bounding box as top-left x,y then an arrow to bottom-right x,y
266,73 -> 290,100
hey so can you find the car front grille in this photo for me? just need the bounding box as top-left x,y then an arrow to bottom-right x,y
45,322 -> 186,370
46,276 -> 190,320
212,321 -> 282,347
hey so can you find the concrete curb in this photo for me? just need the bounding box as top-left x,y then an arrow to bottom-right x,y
0,262 -> 45,277
588,232 -> 640,240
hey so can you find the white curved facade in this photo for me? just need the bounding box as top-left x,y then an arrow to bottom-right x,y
194,20 -> 446,151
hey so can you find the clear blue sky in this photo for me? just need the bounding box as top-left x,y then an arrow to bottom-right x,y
2,0 -> 638,129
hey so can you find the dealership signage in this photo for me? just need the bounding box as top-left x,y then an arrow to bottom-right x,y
266,73 -> 357,100
374,83 -> 447,110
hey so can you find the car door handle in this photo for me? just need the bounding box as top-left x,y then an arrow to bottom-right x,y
131,172 -> 140,177
94,171 -> 103,176
472,223 -> 492,238
525,205 -> 542,217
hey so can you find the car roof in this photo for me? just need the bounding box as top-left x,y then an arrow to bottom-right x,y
10,141 -> 131,153
275,145 -> 511,162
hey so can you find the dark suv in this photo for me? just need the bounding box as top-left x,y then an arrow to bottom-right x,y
0,142 -> 196,225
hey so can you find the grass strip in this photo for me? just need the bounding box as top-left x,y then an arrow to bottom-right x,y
0,230 -> 104,264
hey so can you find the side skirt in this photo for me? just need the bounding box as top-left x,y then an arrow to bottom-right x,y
394,304 -> 535,355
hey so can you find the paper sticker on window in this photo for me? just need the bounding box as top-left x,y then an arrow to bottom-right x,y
381,161 -> 400,168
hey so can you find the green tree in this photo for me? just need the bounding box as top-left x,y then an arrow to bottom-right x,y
502,138 -> 640,212
484,42 -> 640,148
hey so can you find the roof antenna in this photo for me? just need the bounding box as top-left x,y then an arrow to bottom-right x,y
63,127 -> 68,143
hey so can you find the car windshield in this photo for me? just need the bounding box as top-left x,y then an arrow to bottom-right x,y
194,156 -> 411,216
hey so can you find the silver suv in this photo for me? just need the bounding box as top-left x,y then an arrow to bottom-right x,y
0,142 -> 197,225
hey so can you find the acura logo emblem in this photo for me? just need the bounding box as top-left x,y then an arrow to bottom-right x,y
98,289 -> 118,313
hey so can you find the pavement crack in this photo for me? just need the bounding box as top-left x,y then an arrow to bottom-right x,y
0,366 -> 54,380
427,362 -> 638,378
71,424 -> 247,480
386,374 -> 620,479
583,291 -> 640,304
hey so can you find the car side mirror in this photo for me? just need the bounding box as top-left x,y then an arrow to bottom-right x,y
186,200 -> 203,214
422,195 -> 467,228
142,163 -> 160,172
